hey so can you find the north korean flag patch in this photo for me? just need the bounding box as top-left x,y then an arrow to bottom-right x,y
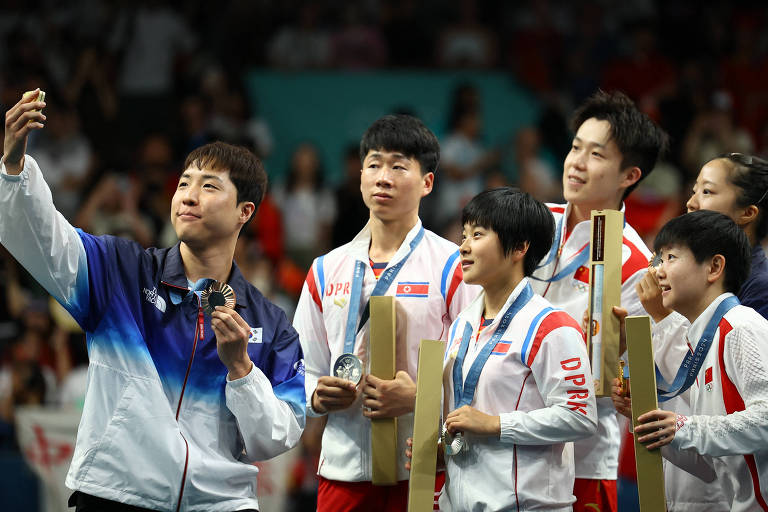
396,281 -> 429,298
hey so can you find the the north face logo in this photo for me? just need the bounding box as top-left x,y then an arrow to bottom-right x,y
143,287 -> 166,313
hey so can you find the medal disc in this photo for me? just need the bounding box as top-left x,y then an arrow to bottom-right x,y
201,281 -> 236,316
648,252 -> 662,270
442,421 -> 465,456
332,353 -> 363,385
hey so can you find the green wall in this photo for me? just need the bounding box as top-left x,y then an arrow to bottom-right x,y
245,70 -> 539,185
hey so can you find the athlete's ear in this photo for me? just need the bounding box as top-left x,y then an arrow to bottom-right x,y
620,166 -> 642,190
421,172 -> 434,196
707,254 -> 726,284
239,202 -> 256,225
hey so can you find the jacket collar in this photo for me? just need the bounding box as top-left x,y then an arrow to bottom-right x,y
160,243 -> 249,308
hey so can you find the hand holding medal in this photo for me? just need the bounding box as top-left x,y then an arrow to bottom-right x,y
442,405 -> 500,456
635,253 -> 674,323
204,281 -> 253,380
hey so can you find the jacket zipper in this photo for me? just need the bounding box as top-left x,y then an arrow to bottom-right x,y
173,290 -> 204,512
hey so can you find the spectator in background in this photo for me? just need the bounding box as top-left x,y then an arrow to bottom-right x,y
132,134 -> 177,246
380,0 -> 433,67
331,144 -> 369,247
601,21 -> 676,107
331,5 -> 388,69
273,143 -> 337,271
74,172 -> 156,248
108,1 -> 196,148
177,95 -> 213,157
204,70 -> 274,159
515,126 -> 561,203
28,102 -> 95,220
682,91 -> 754,178
63,45 -> 119,165
718,13 -> 768,141
436,85 -> 498,229
267,3 -> 331,70
234,233 -> 295,320
0,301 -> 70,414
436,0 -> 497,68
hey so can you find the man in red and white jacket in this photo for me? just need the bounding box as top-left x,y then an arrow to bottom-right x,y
529,90 -> 668,511
293,115 -> 477,511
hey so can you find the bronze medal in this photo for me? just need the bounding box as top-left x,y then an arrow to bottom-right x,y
201,281 -> 236,316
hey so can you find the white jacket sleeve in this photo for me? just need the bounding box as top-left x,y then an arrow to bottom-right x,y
651,311 -> 691,387
225,363 -> 304,462
0,155 -> 85,306
293,260 -> 331,416
500,317 -> 598,445
672,325 -> 768,456
660,444 -> 717,483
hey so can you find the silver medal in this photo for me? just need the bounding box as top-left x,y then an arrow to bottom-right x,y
332,353 -> 363,385
442,421 -> 465,456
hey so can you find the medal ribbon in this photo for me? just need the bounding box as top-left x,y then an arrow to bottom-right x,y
452,282 -> 534,408
342,226 -> 425,354
531,214 -> 589,283
656,295 -> 740,402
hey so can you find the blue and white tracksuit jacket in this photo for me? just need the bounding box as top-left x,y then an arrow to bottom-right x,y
0,155 -> 305,511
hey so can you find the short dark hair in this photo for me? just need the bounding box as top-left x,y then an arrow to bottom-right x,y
462,187 -> 555,276
654,210 -> 751,294
714,153 -> 768,240
184,141 -> 267,230
571,90 -> 669,199
359,114 -> 440,175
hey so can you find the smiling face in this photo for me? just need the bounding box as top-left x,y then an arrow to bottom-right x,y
170,166 -> 252,248
360,149 -> 433,224
656,244 -> 714,322
686,159 -> 743,220
563,117 -> 639,212
459,223 -> 520,289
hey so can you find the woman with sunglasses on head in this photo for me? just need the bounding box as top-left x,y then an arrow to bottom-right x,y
639,153 -> 768,322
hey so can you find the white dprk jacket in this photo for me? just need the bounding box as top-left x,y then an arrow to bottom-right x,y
293,220 -> 478,482
654,295 -> 768,512
529,202 -> 651,479
440,279 -> 598,511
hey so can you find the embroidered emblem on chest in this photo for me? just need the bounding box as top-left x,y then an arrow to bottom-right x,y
143,287 -> 166,313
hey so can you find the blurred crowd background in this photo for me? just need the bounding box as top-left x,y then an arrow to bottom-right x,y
2,0 -> 768,510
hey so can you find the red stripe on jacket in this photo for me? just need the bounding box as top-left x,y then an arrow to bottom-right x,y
717,317 -> 768,511
445,263 -> 464,311
306,264 -> 322,311
527,311 -> 583,366
621,237 -> 649,284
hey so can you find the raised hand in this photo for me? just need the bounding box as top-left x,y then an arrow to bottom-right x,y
636,267 -> 673,322
3,90 -> 46,175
